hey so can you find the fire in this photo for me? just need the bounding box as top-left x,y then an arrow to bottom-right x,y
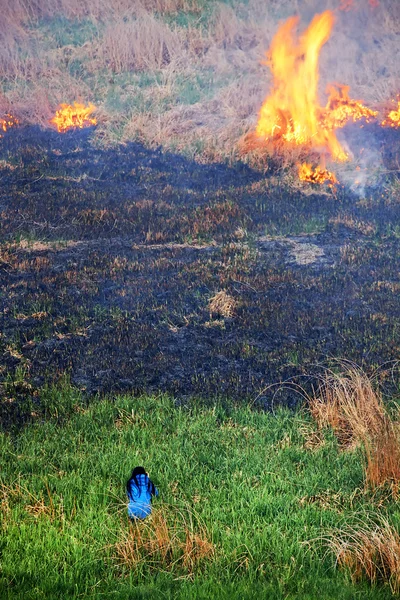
382,101 -> 400,128
0,113 -> 19,135
50,102 -> 97,132
256,11 -> 350,162
298,163 -> 338,186
254,10 -> 382,184
325,85 -> 377,128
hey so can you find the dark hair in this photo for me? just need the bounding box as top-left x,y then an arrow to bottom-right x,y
127,466 -> 156,496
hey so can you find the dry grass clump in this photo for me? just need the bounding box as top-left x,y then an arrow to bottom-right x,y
99,15 -> 185,73
208,290 -> 237,319
309,366 -> 400,491
114,506 -> 215,575
328,515 -> 400,595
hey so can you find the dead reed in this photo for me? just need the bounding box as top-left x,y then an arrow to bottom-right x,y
309,366 -> 400,492
99,15 -> 185,73
327,515 -> 400,594
208,290 -> 237,319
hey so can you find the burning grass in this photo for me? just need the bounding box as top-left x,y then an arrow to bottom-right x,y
50,102 -> 97,132
0,113 -> 19,136
0,0 -> 399,177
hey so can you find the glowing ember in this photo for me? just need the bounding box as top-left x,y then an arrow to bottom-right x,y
50,102 -> 97,132
298,162 -> 337,186
0,113 -> 19,135
382,101 -> 400,128
325,85 -> 377,128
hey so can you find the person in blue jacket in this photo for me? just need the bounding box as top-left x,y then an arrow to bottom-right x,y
126,466 -> 158,520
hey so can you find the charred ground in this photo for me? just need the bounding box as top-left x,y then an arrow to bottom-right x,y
1,125 -> 400,427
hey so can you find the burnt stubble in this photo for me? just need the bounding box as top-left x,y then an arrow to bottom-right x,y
1,126 -> 399,427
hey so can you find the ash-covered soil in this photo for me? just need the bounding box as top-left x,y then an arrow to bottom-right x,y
1,126 -> 400,426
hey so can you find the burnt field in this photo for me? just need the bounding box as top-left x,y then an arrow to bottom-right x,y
1,125 -> 400,427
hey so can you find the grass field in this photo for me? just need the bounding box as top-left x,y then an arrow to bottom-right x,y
2,383 -> 400,599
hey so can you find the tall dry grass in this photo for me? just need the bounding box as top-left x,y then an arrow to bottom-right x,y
309,366 -> 400,492
99,15 -> 185,73
327,515 -> 400,594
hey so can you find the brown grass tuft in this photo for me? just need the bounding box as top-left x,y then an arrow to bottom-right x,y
99,15 -> 185,73
309,366 -> 400,492
328,516 -> 400,594
114,506 -> 215,575
208,290 -> 237,319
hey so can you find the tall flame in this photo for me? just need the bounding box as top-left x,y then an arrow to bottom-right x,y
50,102 -> 97,133
256,11 -> 348,162
254,10 -> 384,184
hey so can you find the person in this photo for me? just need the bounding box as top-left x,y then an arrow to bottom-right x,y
126,466 -> 158,520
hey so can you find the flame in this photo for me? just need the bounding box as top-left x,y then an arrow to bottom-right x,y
325,84 -> 377,128
0,113 -> 19,135
256,11 -> 350,162
382,101 -> 400,128
254,10 -> 382,184
298,162 -> 338,186
50,102 -> 97,132
256,12 -> 338,157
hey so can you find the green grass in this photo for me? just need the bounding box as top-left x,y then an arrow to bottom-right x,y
1,388 -> 399,599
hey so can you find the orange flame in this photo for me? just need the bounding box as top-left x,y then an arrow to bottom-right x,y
382,101 -> 400,128
256,11 -> 349,162
0,113 -> 19,135
325,84 -> 377,128
50,102 -> 97,132
254,10 -> 382,184
298,162 -> 338,186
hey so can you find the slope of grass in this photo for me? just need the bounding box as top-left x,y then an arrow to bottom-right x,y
1,0 -> 399,162
1,387 -> 400,599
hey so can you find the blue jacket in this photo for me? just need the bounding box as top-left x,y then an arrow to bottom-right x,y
127,473 -> 158,520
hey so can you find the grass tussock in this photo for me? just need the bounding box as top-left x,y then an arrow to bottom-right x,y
99,15 -> 185,73
328,516 -> 400,595
309,366 -> 400,492
114,506 -> 215,576
208,289 -> 237,318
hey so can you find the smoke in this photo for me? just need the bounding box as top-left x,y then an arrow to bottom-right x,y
336,124 -> 384,195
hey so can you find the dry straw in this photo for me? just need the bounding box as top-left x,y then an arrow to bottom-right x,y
208,290 -> 237,318
326,514 -> 400,594
309,365 -> 400,492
